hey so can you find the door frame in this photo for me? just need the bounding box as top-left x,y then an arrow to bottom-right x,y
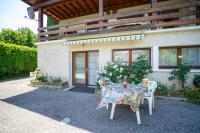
72,50 -> 99,86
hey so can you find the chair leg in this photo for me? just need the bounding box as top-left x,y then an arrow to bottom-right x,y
136,110 -> 141,124
141,96 -> 144,104
152,94 -> 155,109
110,103 -> 116,120
148,98 -> 152,116
106,103 -> 109,110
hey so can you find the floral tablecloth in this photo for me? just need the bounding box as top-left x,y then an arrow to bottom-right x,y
98,84 -> 145,112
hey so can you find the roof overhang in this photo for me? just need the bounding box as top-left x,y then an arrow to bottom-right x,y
21,0 -> 168,21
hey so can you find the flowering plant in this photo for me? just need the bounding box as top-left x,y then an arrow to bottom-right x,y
131,55 -> 152,84
98,56 -> 152,84
186,88 -> 200,104
99,62 -> 131,83
186,75 -> 200,104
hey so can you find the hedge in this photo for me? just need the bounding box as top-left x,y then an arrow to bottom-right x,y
0,41 -> 37,78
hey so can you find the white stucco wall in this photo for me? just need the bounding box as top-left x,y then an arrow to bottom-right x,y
36,26 -> 200,87
37,40 -> 70,83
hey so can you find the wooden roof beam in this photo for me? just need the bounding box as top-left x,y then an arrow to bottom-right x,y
69,2 -> 79,13
63,4 -> 78,16
81,0 -> 93,12
32,0 -> 66,10
57,5 -> 70,18
60,5 -> 73,17
105,0 -> 149,12
43,9 -> 60,21
89,0 -> 98,10
51,6 -> 66,19
75,1 -> 87,13
45,8 -> 62,20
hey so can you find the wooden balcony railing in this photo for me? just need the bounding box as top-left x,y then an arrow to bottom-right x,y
38,1 -> 200,42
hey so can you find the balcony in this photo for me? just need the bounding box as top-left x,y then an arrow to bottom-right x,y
37,1 -> 200,42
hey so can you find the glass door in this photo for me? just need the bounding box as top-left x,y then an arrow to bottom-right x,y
88,52 -> 99,85
73,52 -> 86,85
73,51 -> 99,86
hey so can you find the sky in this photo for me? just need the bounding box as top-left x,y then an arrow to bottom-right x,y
0,0 -> 46,33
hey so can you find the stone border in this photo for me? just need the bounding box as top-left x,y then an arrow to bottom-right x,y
31,82 -> 68,89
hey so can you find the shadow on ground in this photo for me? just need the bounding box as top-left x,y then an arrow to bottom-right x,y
2,88 -> 200,133
0,76 -> 29,83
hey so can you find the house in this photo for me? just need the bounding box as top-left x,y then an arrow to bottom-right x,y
22,0 -> 200,88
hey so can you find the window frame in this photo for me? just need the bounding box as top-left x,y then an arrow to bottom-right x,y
112,48 -> 151,65
159,46 -> 200,69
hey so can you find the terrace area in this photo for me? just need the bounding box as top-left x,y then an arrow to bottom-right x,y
22,0 -> 200,42
0,78 -> 200,133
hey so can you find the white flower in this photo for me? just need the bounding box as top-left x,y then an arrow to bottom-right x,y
122,63 -> 125,66
109,73 -> 112,76
117,76 -> 120,79
119,75 -> 122,78
105,77 -> 110,81
110,62 -> 114,65
120,67 -> 123,71
113,65 -> 118,69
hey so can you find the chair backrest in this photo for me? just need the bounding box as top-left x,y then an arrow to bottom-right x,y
148,81 -> 157,93
98,78 -> 105,88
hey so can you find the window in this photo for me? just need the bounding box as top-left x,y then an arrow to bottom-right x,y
159,48 -> 177,68
159,46 -> 200,69
113,50 -> 129,65
113,48 -> 151,65
132,49 -> 150,64
182,48 -> 200,67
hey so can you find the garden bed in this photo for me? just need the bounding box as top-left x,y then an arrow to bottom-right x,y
31,81 -> 68,89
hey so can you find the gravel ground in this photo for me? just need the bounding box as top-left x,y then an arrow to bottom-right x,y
0,78 -> 200,133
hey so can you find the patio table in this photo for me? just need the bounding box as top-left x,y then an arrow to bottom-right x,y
97,83 -> 145,124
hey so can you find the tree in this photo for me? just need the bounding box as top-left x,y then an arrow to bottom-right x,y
17,27 -> 37,47
47,16 -> 59,26
0,28 -> 18,44
0,27 -> 37,47
47,16 -> 59,32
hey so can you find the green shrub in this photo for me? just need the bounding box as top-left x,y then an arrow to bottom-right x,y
98,56 -> 152,84
186,75 -> 200,104
131,55 -> 152,84
51,77 -> 62,83
36,75 -> 48,82
186,88 -> 200,104
193,75 -> 200,88
168,64 -> 191,89
155,82 -> 169,95
0,42 -> 37,78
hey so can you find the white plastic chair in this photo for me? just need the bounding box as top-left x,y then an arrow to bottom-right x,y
110,103 -> 141,124
98,79 -> 109,110
141,81 -> 157,116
